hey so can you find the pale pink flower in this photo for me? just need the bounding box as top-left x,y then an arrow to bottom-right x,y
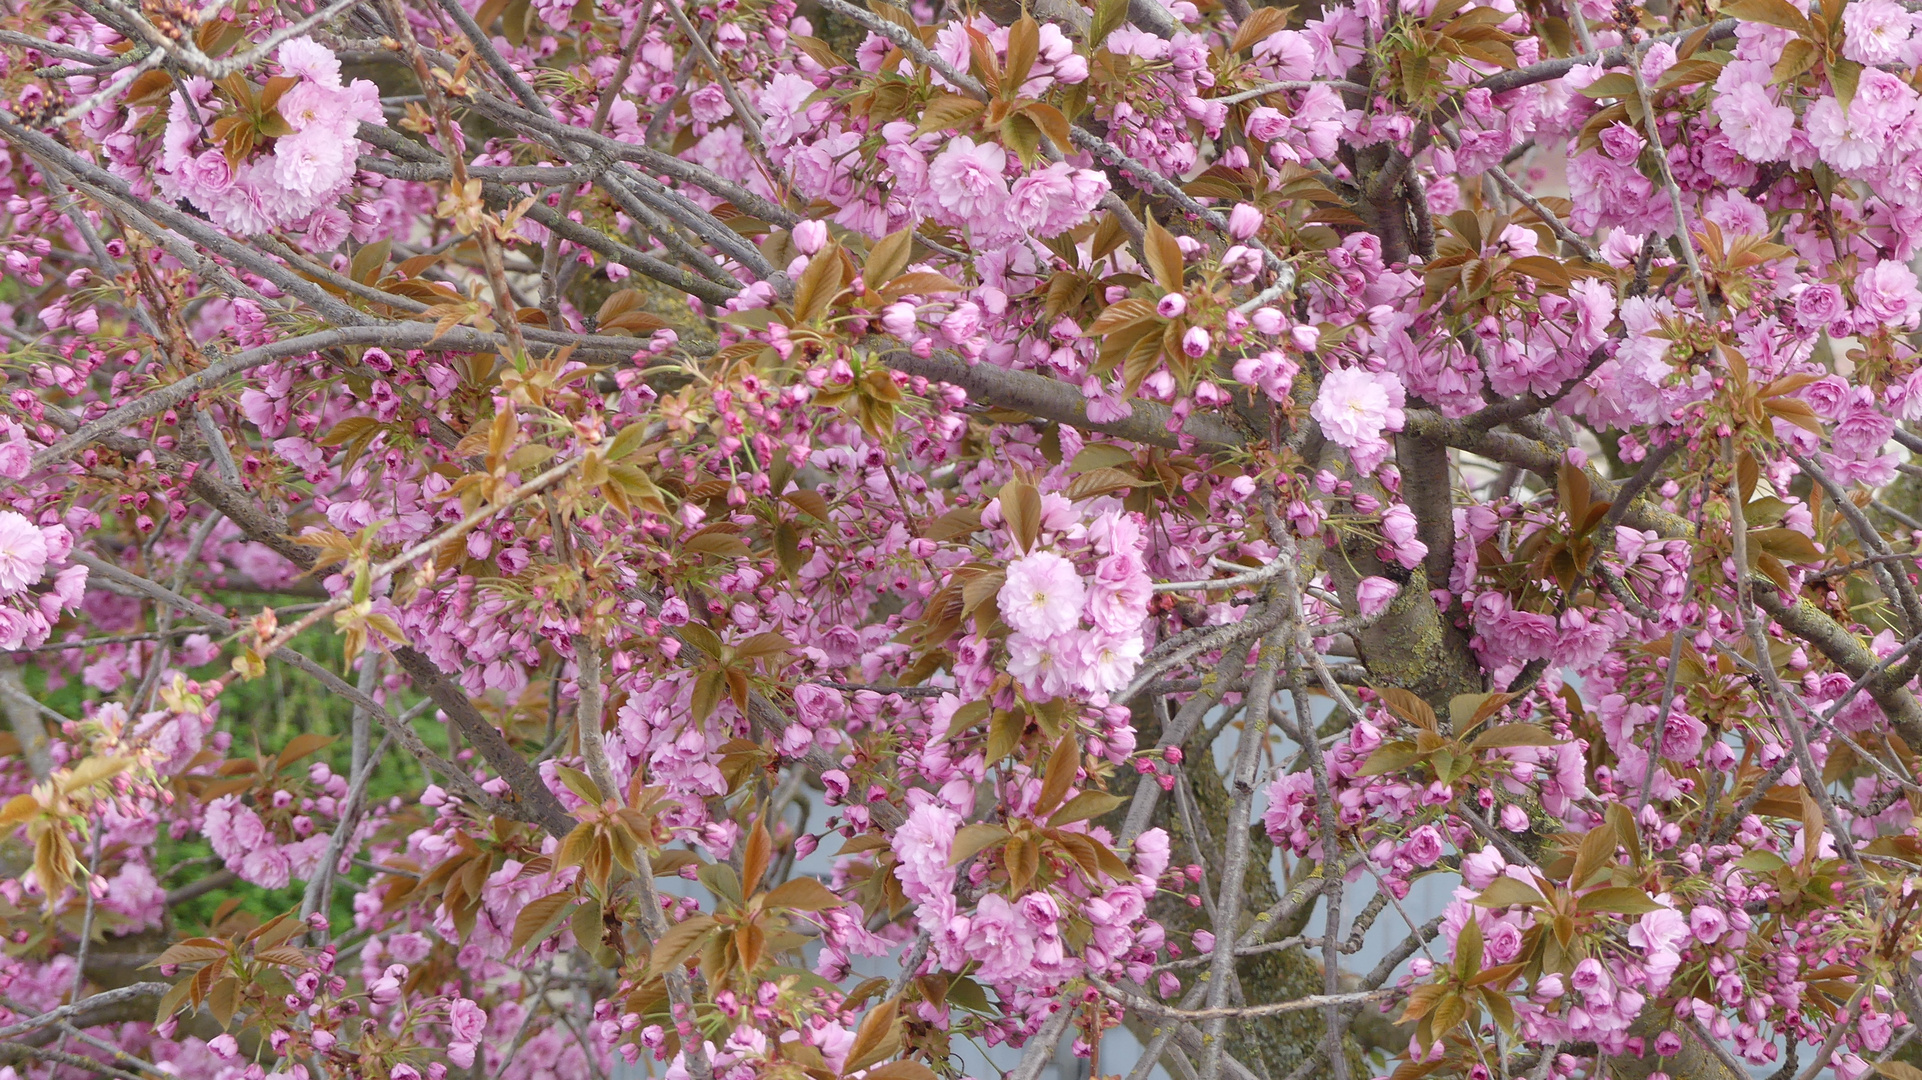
276,81 -> 337,134
999,551 -> 1086,638
1355,576 -> 1399,617
1806,95 -> 1882,173
758,73 -> 818,145
1076,631 -> 1144,694
1844,0 -> 1915,63
1689,905 -> 1728,944
927,137 -> 1009,228
0,512 -> 48,595
1227,203 -> 1263,239
1403,825 -> 1444,866
1833,387 -> 1896,458
891,801 -> 960,902
273,127 -> 353,199
964,893 -> 1036,984
1460,847 -> 1507,889
1008,163 -> 1080,236
1716,82 -> 1794,163
1005,633 -> 1070,698
449,998 -> 488,1042
688,85 -> 733,123
277,36 -> 342,88
1310,366 -> 1406,456
1857,259 -> 1922,329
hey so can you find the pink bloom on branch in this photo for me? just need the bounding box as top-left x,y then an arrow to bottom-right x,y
1806,95 -> 1883,173
1832,387 -> 1896,458
449,998 -> 488,1042
277,36 -> 342,88
688,84 -> 733,123
1856,259 -> 1922,331
927,137 -> 1010,229
1403,825 -> 1444,866
0,512 -> 49,595
964,893 -> 1036,984
1310,366 -> 1406,471
892,800 -> 961,903
758,73 -> 819,145
1355,576 -> 1399,617
1715,81 -> 1794,163
999,551 -> 1086,638
1689,905 -> 1728,944
1008,162 -> 1099,236
1844,0 -> 1918,65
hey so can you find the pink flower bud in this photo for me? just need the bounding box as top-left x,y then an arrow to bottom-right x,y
793,220 -> 828,254
1182,327 -> 1211,357
1227,203 -> 1263,239
1157,293 -> 1187,318
880,302 -> 918,337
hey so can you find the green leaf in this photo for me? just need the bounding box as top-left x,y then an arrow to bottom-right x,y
697,862 -> 744,905
1357,740 -> 1425,776
946,975 -> 994,1013
985,708 -> 1023,762
1089,0 -> 1130,47
1049,790 -> 1127,828
274,733 -> 339,774
1469,724 -> 1564,750
1143,216 -> 1186,294
1750,527 -> 1822,564
949,823 -> 1011,866
678,623 -> 724,659
556,766 -> 604,806
1577,887 -> 1666,915
1001,112 -> 1042,168
509,891 -> 575,955
1719,0 -> 1811,33
864,227 -> 914,289
916,93 -> 984,136
1576,72 -> 1638,99
1472,877 -> 1547,908
690,670 -> 724,724
1374,686 -> 1440,731
1448,692 -> 1515,734
350,238 -> 391,286
645,914 -> 719,978
1481,985 -> 1517,1036
763,877 -> 845,911
1455,916 -> 1484,980
999,480 -> 1042,553
1832,57 -> 1863,111
1571,821 -> 1619,888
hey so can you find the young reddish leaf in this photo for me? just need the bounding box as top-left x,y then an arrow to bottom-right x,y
763,877 -> 845,911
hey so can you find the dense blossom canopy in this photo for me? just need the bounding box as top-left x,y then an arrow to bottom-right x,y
8,0 -> 1922,1078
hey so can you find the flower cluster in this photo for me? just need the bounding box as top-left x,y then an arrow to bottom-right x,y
994,507 -> 1152,701
152,38 -> 383,238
